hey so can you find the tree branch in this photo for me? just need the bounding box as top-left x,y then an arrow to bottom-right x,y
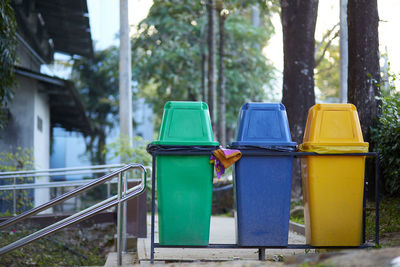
315,24 -> 339,68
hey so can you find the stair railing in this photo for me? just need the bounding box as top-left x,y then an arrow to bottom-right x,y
0,163 -> 146,266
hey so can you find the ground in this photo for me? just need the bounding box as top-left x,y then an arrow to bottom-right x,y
381,231 -> 400,247
1,196 -> 399,266
0,221 -> 115,266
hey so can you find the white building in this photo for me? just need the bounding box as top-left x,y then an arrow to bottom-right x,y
0,0 -> 93,213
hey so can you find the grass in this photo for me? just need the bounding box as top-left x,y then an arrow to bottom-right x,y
290,216 -> 305,225
290,199 -> 303,210
365,196 -> 400,242
290,199 -> 305,224
0,223 -> 115,266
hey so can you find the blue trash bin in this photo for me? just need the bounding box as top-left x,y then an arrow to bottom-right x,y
231,103 -> 296,246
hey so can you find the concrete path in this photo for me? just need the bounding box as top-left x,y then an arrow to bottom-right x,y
138,216 -> 311,263
104,252 -> 136,267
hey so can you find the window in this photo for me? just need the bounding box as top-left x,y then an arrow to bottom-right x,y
37,116 -> 43,132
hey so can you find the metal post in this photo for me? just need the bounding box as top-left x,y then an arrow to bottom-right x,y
13,176 -> 17,216
362,175 -> 366,244
375,155 -> 380,245
107,167 -> 111,199
258,248 -> 265,261
150,155 -> 156,264
123,171 -> 128,252
119,0 -> 133,145
119,1 -> 133,255
339,0 -> 348,103
117,172 -> 123,266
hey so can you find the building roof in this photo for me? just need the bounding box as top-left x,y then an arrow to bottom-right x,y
14,66 -> 92,135
12,0 -> 93,62
35,0 -> 94,58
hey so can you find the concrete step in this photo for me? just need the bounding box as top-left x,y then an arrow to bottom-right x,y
289,221 -> 305,235
104,252 -> 137,267
138,216 -> 309,263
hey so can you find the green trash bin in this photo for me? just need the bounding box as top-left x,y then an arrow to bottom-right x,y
152,101 -> 219,246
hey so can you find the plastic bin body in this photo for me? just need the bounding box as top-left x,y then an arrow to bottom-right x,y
300,104 -> 368,246
153,101 -> 218,246
157,155 -> 213,245
234,155 -> 293,246
232,103 -> 296,246
301,156 -> 365,246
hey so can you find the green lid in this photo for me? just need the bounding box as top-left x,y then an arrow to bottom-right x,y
153,101 -> 219,146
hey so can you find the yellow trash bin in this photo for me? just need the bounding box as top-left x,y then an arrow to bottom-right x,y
299,104 -> 369,246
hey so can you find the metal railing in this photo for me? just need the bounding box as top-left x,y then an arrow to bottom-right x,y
0,164 -> 151,215
0,164 -> 146,266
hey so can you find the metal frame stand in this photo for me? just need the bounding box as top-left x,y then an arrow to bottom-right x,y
149,151 -> 380,263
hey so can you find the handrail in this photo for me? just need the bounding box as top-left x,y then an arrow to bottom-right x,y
0,164 -> 146,266
0,164 -> 151,215
0,169 -> 120,179
0,164 -> 125,216
0,166 -> 152,190
0,164 -> 133,230
0,163 -> 125,177
0,177 -> 142,190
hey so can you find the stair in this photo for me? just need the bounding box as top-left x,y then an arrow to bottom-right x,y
104,252 -> 137,267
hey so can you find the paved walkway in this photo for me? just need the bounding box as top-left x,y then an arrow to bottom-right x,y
138,216 -> 310,263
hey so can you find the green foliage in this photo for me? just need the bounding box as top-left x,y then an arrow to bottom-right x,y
105,135 -> 152,166
0,147 -> 34,215
371,89 -> 400,196
0,147 -> 34,172
0,0 -> 17,129
71,47 -> 120,165
105,135 -> 153,206
132,0 -> 276,132
223,10 -> 275,125
290,199 -> 305,224
290,216 -> 304,225
314,25 -> 340,101
380,58 -> 398,97
132,1 -> 207,108
273,254 -> 284,262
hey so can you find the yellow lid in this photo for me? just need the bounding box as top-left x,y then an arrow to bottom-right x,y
300,104 -> 368,152
298,144 -> 369,153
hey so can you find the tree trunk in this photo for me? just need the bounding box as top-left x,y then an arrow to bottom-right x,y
281,0 -> 318,198
281,0 -> 318,143
347,0 -> 380,142
251,4 -> 260,28
217,10 -> 226,146
187,86 -> 197,101
207,0 -> 217,134
347,0 -> 380,200
97,131 -> 106,166
251,4 -> 261,50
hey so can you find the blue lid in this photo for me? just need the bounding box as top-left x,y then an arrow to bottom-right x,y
231,103 -> 296,147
